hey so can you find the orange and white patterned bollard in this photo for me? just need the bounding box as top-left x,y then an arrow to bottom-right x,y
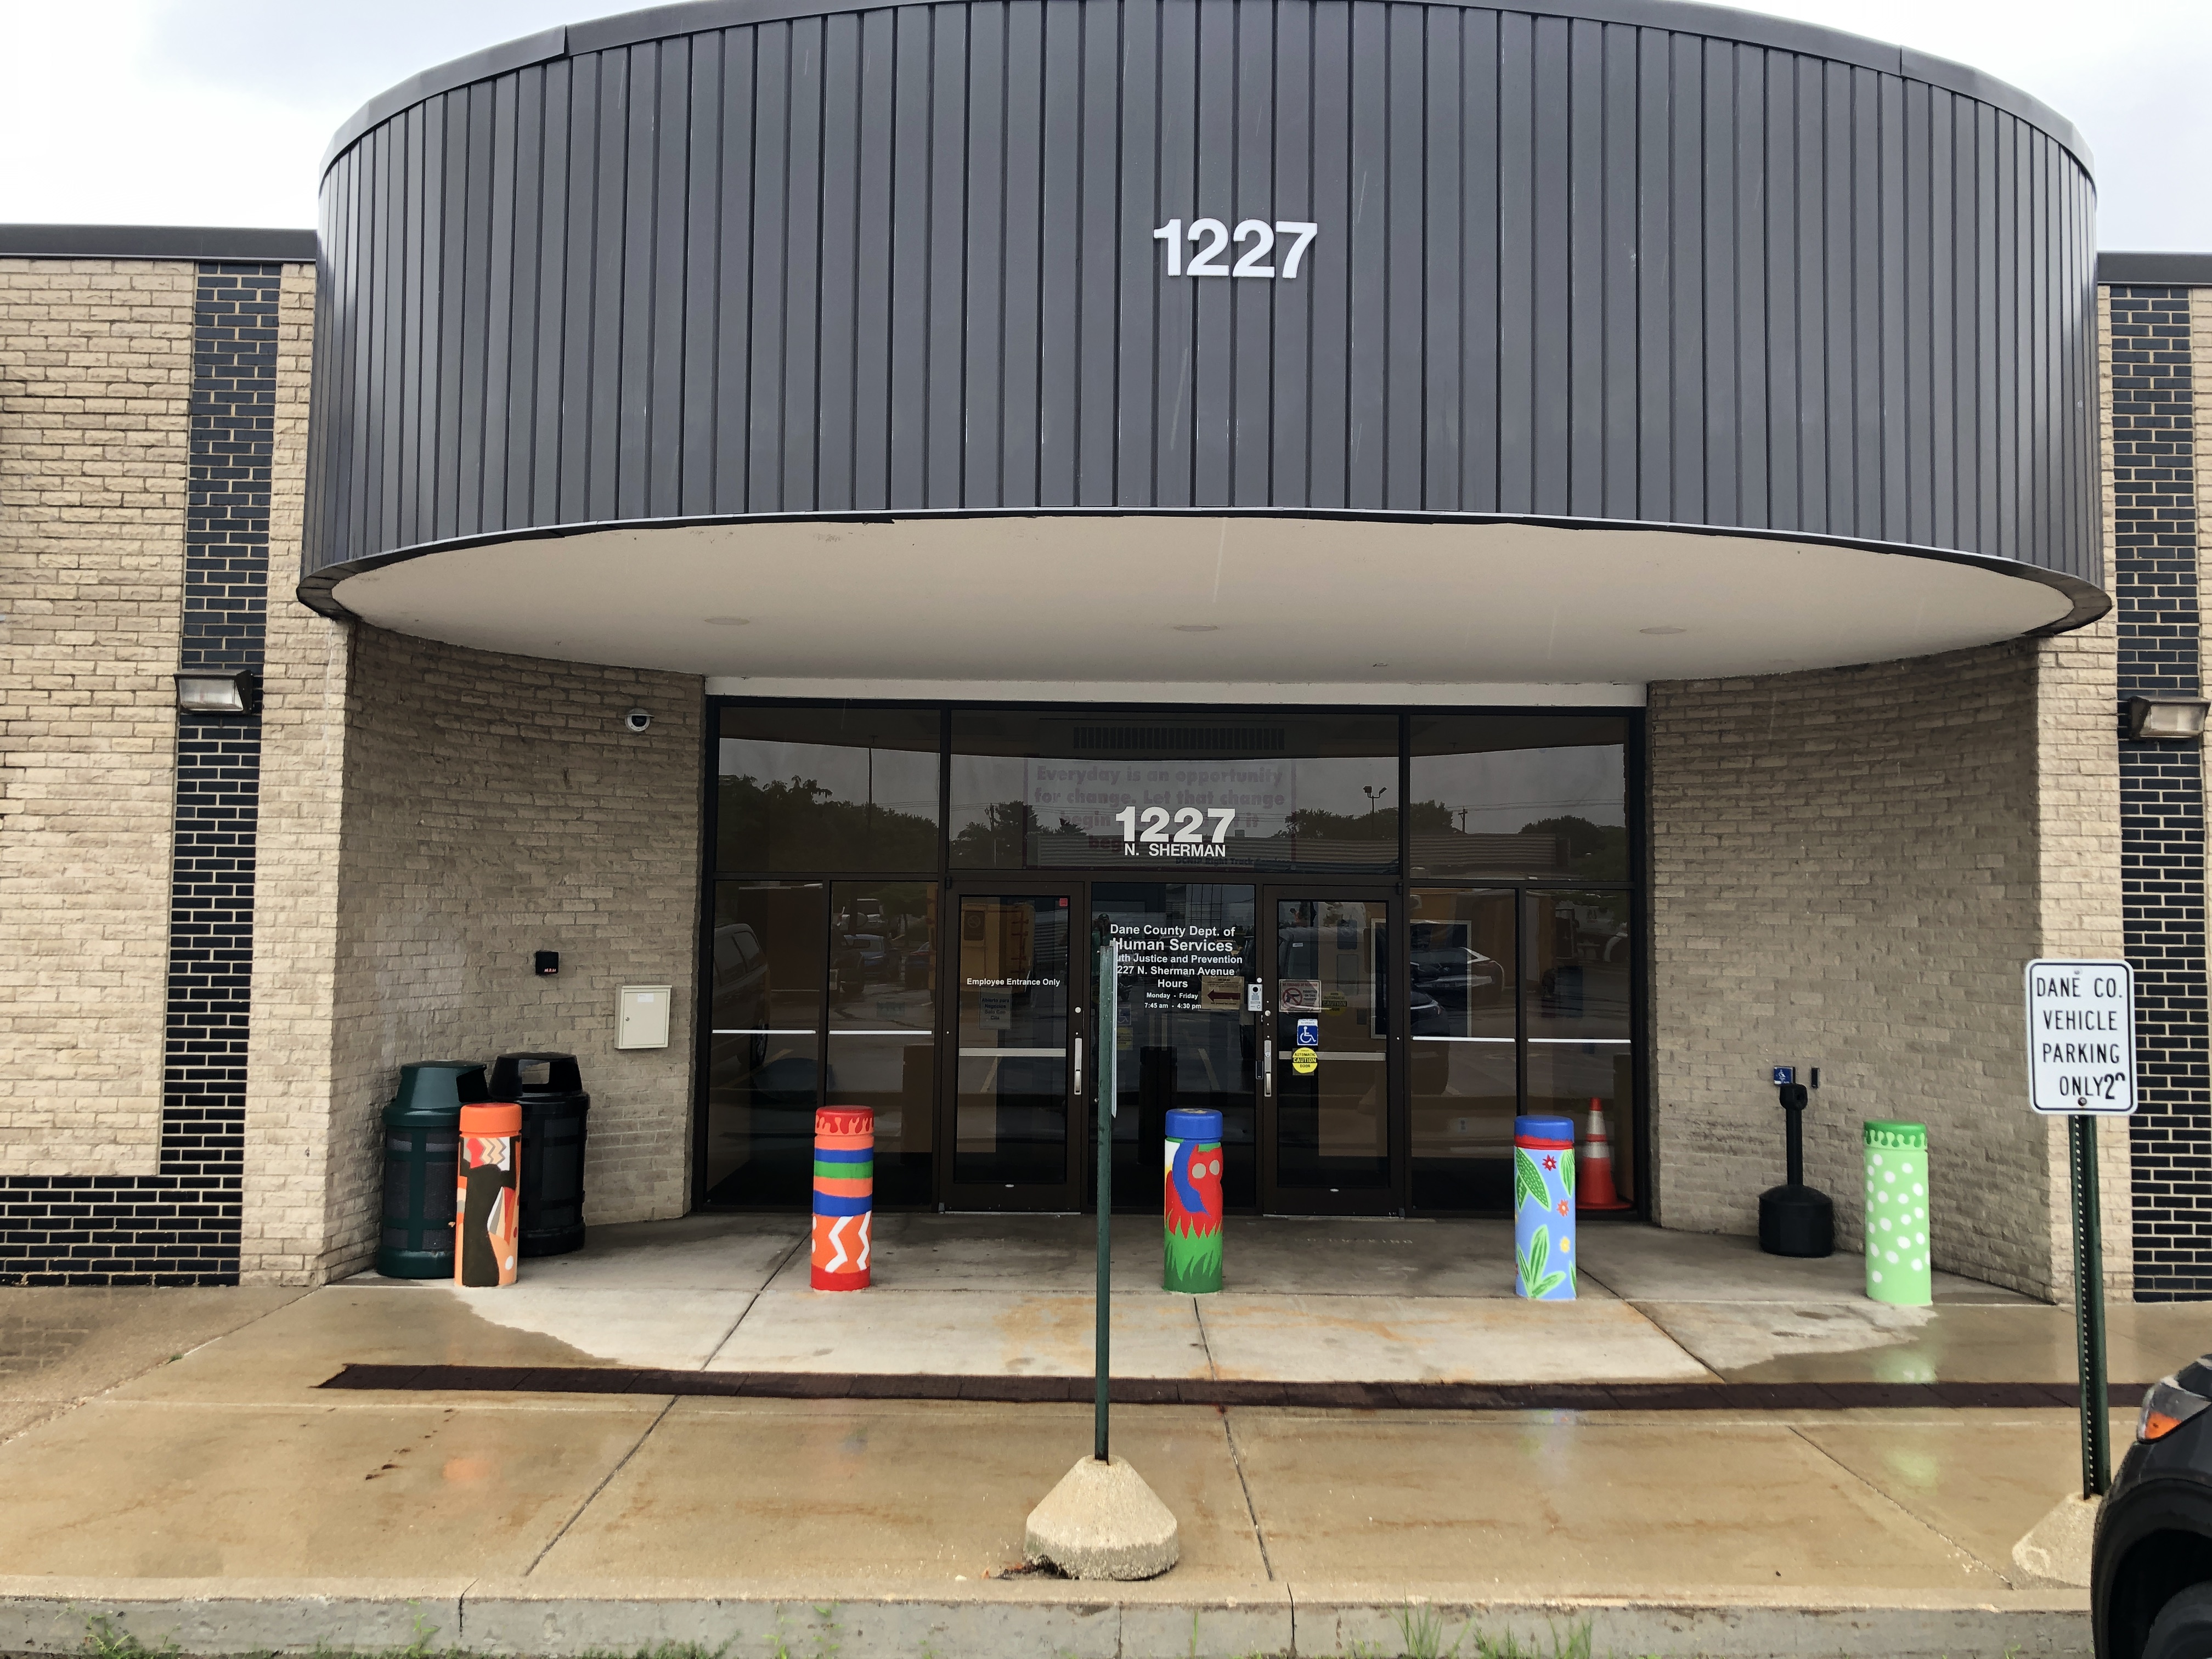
810,1106 -> 873,1290
455,1102 -> 522,1286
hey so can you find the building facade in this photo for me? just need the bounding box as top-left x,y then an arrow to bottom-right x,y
0,0 -> 2200,1297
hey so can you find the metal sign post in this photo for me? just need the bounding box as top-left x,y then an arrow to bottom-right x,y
2025,958 -> 2137,1499
1094,930 -> 1118,1464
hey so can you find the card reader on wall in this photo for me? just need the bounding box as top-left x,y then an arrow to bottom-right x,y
617,985 -> 672,1049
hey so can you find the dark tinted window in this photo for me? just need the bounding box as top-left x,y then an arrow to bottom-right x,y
1407,716 -> 1629,880
718,707 -> 940,872
950,712 -> 1399,873
704,881 -> 827,1205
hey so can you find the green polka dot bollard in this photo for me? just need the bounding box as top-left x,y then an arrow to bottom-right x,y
1863,1120 -> 1932,1306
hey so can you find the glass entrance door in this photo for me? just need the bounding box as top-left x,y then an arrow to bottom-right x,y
943,889 -> 1080,1209
1091,882 -> 1259,1213
1260,893 -> 1396,1213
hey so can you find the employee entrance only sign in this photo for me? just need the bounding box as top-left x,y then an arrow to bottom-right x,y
2024,959 -> 2137,1116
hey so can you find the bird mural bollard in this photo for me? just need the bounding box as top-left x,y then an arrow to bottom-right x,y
1513,1114 -> 1578,1300
1163,1108 -> 1224,1293
811,1105 -> 874,1290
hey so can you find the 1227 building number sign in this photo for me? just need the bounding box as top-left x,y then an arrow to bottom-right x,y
1117,805 -> 1237,860
1153,218 -> 1319,279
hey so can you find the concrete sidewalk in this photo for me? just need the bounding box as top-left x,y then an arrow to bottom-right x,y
2,1217 -> 2209,1657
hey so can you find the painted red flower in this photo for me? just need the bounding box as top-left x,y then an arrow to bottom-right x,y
1542,1155 -> 1557,1171
1556,1199 -> 1570,1216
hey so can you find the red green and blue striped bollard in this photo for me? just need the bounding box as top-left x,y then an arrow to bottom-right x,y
811,1106 -> 873,1290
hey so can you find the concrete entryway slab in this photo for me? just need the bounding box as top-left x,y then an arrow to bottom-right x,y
108,1287 -> 626,1404
0,1286 -> 307,1441
709,1287 -> 1214,1377
460,1213 -> 805,1291
1577,1226 -> 2034,1305
1226,1409 -> 2006,1593
1195,1294 -> 1707,1383
0,1397 -> 665,1577
1209,1216 -> 1525,1297
532,1397 -> 1268,1584
1646,1298 -> 2212,1386
1792,1410 -> 2136,1579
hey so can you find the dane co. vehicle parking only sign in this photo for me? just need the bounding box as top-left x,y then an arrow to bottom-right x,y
2024,960 -> 2137,1115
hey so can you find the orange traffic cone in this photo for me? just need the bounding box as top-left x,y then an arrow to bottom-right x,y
1577,1097 -> 1632,1211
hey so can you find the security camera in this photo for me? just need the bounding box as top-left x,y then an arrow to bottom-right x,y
623,707 -> 652,733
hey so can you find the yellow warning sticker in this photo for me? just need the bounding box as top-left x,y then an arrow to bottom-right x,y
1291,1046 -> 1319,1075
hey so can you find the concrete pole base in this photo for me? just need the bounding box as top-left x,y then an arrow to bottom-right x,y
2011,1492 -> 2100,1587
1023,1454 -> 1181,1581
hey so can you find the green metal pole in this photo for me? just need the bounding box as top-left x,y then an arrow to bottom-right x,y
1096,935 -> 1116,1463
2070,1113 -> 2110,1497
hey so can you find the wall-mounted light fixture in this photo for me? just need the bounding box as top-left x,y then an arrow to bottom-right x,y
2127,696 -> 2210,742
173,670 -> 261,715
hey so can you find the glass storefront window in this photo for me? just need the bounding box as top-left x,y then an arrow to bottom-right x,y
827,882 -> 936,1206
698,699 -> 1643,1216
704,880 -> 827,1205
950,712 -> 1400,873
1091,882 -> 1257,1212
1408,716 -> 1629,880
1408,888 -> 1517,1211
1523,888 -> 1635,1203
718,706 -> 941,872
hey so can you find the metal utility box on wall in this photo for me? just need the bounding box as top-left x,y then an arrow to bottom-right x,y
617,985 -> 672,1050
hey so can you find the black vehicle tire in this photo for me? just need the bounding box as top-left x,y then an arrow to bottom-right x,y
2146,1583 -> 2212,1659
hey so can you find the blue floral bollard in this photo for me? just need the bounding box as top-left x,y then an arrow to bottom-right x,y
1514,1115 -> 1578,1300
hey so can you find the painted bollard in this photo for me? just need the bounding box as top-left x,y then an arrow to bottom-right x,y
811,1105 -> 874,1290
1163,1108 -> 1224,1294
1863,1120 -> 1933,1306
455,1102 -> 522,1288
1513,1114 -> 1577,1300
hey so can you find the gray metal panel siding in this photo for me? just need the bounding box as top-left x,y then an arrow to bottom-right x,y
308,0 -> 2101,587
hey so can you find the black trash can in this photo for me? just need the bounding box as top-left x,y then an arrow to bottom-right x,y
377,1062 -> 489,1278
490,1051 -> 590,1257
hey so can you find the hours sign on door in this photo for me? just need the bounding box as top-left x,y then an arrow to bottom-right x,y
2024,959 -> 2137,1115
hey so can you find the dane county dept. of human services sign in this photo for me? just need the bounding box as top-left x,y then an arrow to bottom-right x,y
2024,960 -> 2137,1116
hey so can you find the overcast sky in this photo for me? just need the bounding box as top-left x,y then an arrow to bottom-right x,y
1,0 -> 2205,249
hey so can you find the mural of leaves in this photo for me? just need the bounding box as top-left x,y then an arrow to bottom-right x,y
1513,1147 -> 1547,1214
1517,1224 -> 1549,1291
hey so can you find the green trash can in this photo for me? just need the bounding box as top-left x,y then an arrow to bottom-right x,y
377,1062 -> 489,1278
1863,1120 -> 1932,1306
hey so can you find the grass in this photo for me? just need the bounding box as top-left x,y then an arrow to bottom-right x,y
1346,1610 -> 1613,1659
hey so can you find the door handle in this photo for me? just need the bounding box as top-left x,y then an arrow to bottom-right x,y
1263,1037 -> 1274,1098
1074,1035 -> 1083,1097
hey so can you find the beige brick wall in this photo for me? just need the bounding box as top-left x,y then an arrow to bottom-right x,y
0,259 -> 193,1176
309,625 -> 705,1279
1649,629 -> 2122,1301
2199,289 -> 2212,699
241,262 -> 350,1281
2034,614 -> 2132,1299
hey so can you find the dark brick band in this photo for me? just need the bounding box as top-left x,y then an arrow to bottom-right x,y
0,264 -> 279,1286
2111,284 -> 2212,1300
319,1363 -> 2148,1413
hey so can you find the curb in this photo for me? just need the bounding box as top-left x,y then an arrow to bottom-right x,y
0,1577 -> 2091,1658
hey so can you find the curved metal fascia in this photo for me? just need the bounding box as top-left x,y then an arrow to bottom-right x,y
320,0 -> 2092,182
299,505 -> 2112,641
